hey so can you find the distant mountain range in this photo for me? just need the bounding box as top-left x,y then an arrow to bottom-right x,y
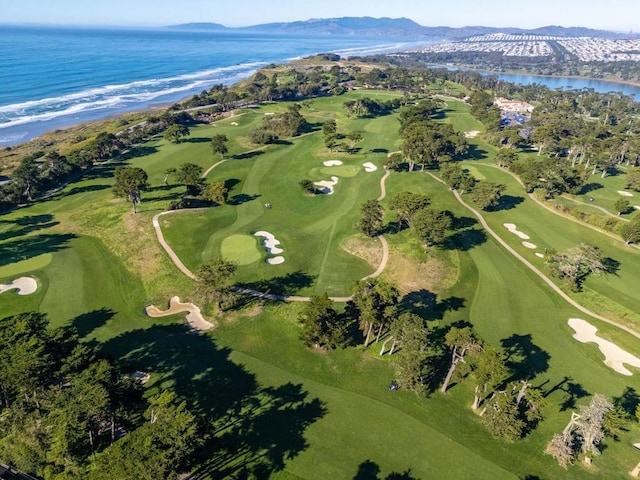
166,17 -> 637,39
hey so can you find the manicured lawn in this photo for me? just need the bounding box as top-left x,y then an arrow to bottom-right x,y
2,90 -> 640,479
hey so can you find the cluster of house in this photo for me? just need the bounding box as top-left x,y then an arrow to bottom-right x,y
494,97 -> 534,127
418,39 -> 553,58
556,37 -> 640,62
417,34 -> 640,63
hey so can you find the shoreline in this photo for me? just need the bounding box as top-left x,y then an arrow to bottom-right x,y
432,61 -> 640,90
5,59 -> 640,154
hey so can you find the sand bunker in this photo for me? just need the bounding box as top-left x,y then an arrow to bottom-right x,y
146,296 -> 213,331
130,371 -> 150,384
535,252 -> 544,258
634,205 -> 640,210
0,277 -> 38,296
522,242 -> 537,249
618,190 -> 634,197
254,231 -> 285,264
314,176 -> 339,195
362,162 -> 378,173
230,122 -> 239,126
465,130 -> 480,138
267,256 -> 285,265
323,160 -> 343,167
503,223 -> 530,240
254,231 -> 283,254
568,318 -> 640,376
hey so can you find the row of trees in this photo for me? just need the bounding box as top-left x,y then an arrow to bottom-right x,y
1,112 -> 196,208
0,312 -> 201,479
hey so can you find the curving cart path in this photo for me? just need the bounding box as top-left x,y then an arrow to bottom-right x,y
152,165 -> 391,303
427,172 -> 640,340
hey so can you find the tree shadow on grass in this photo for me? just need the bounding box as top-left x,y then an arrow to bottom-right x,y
541,376 -> 590,411
233,151 -> 265,160
100,324 -> 326,478
443,228 -> 487,251
500,334 -> 550,381
0,213 -> 59,242
400,289 -> 465,321
237,271 -> 315,298
183,137 -> 211,144
578,183 -> 603,195
56,183 -> 111,200
613,387 -> 640,417
228,193 -> 261,206
70,307 -> 116,339
463,144 -> 488,161
120,145 -> 158,159
0,233 -> 76,267
487,195 -> 525,212
353,460 -> 419,480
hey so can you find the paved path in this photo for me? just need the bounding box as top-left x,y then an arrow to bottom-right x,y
560,194 -> 629,222
427,171 -> 640,340
152,161 -> 392,303
479,163 -> 639,249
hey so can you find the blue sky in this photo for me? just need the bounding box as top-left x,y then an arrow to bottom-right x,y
3,0 -> 640,31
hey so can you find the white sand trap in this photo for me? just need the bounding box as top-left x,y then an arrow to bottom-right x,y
362,162 -> 378,172
146,296 -> 213,331
634,205 -> 640,210
323,160 -> 343,167
465,130 -> 480,138
618,190 -> 634,197
535,252 -> 544,258
568,318 -> 640,375
0,277 -> 38,295
314,176 -> 339,195
522,241 -> 537,249
503,223 -> 530,240
130,371 -> 150,384
254,231 -> 283,254
231,121 -> 239,126
267,256 -> 285,265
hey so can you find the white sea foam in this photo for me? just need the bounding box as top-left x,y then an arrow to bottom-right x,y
0,62 -> 267,130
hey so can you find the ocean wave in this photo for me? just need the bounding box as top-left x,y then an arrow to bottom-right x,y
0,61 -> 267,129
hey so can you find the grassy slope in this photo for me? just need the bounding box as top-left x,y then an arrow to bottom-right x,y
2,91 -> 640,479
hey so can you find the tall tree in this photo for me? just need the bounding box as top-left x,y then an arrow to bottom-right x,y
164,123 -> 190,144
211,134 -> 229,159
470,181 -> 506,211
547,243 -> 609,291
112,166 -> 149,213
441,326 -> 481,393
471,347 -> 509,411
176,162 -> 203,196
203,181 -> 228,205
299,293 -> 348,349
195,258 -> 237,313
410,207 -> 452,246
357,200 -> 384,237
351,278 -> 399,348
391,313 -> 431,394
388,191 -> 430,231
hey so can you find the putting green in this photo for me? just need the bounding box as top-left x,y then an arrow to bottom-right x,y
320,165 -> 361,178
220,234 -> 262,265
463,165 -> 486,180
0,253 -> 52,279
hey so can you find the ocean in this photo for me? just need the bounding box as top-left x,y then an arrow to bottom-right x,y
0,25 -> 430,146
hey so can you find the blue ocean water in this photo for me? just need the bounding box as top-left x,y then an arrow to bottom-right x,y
0,25 -> 430,145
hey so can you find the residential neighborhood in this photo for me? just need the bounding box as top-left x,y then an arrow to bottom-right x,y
417,34 -> 640,62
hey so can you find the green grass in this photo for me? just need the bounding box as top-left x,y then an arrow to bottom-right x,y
0,253 -> 52,278
2,91 -> 640,479
221,234 -> 262,265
